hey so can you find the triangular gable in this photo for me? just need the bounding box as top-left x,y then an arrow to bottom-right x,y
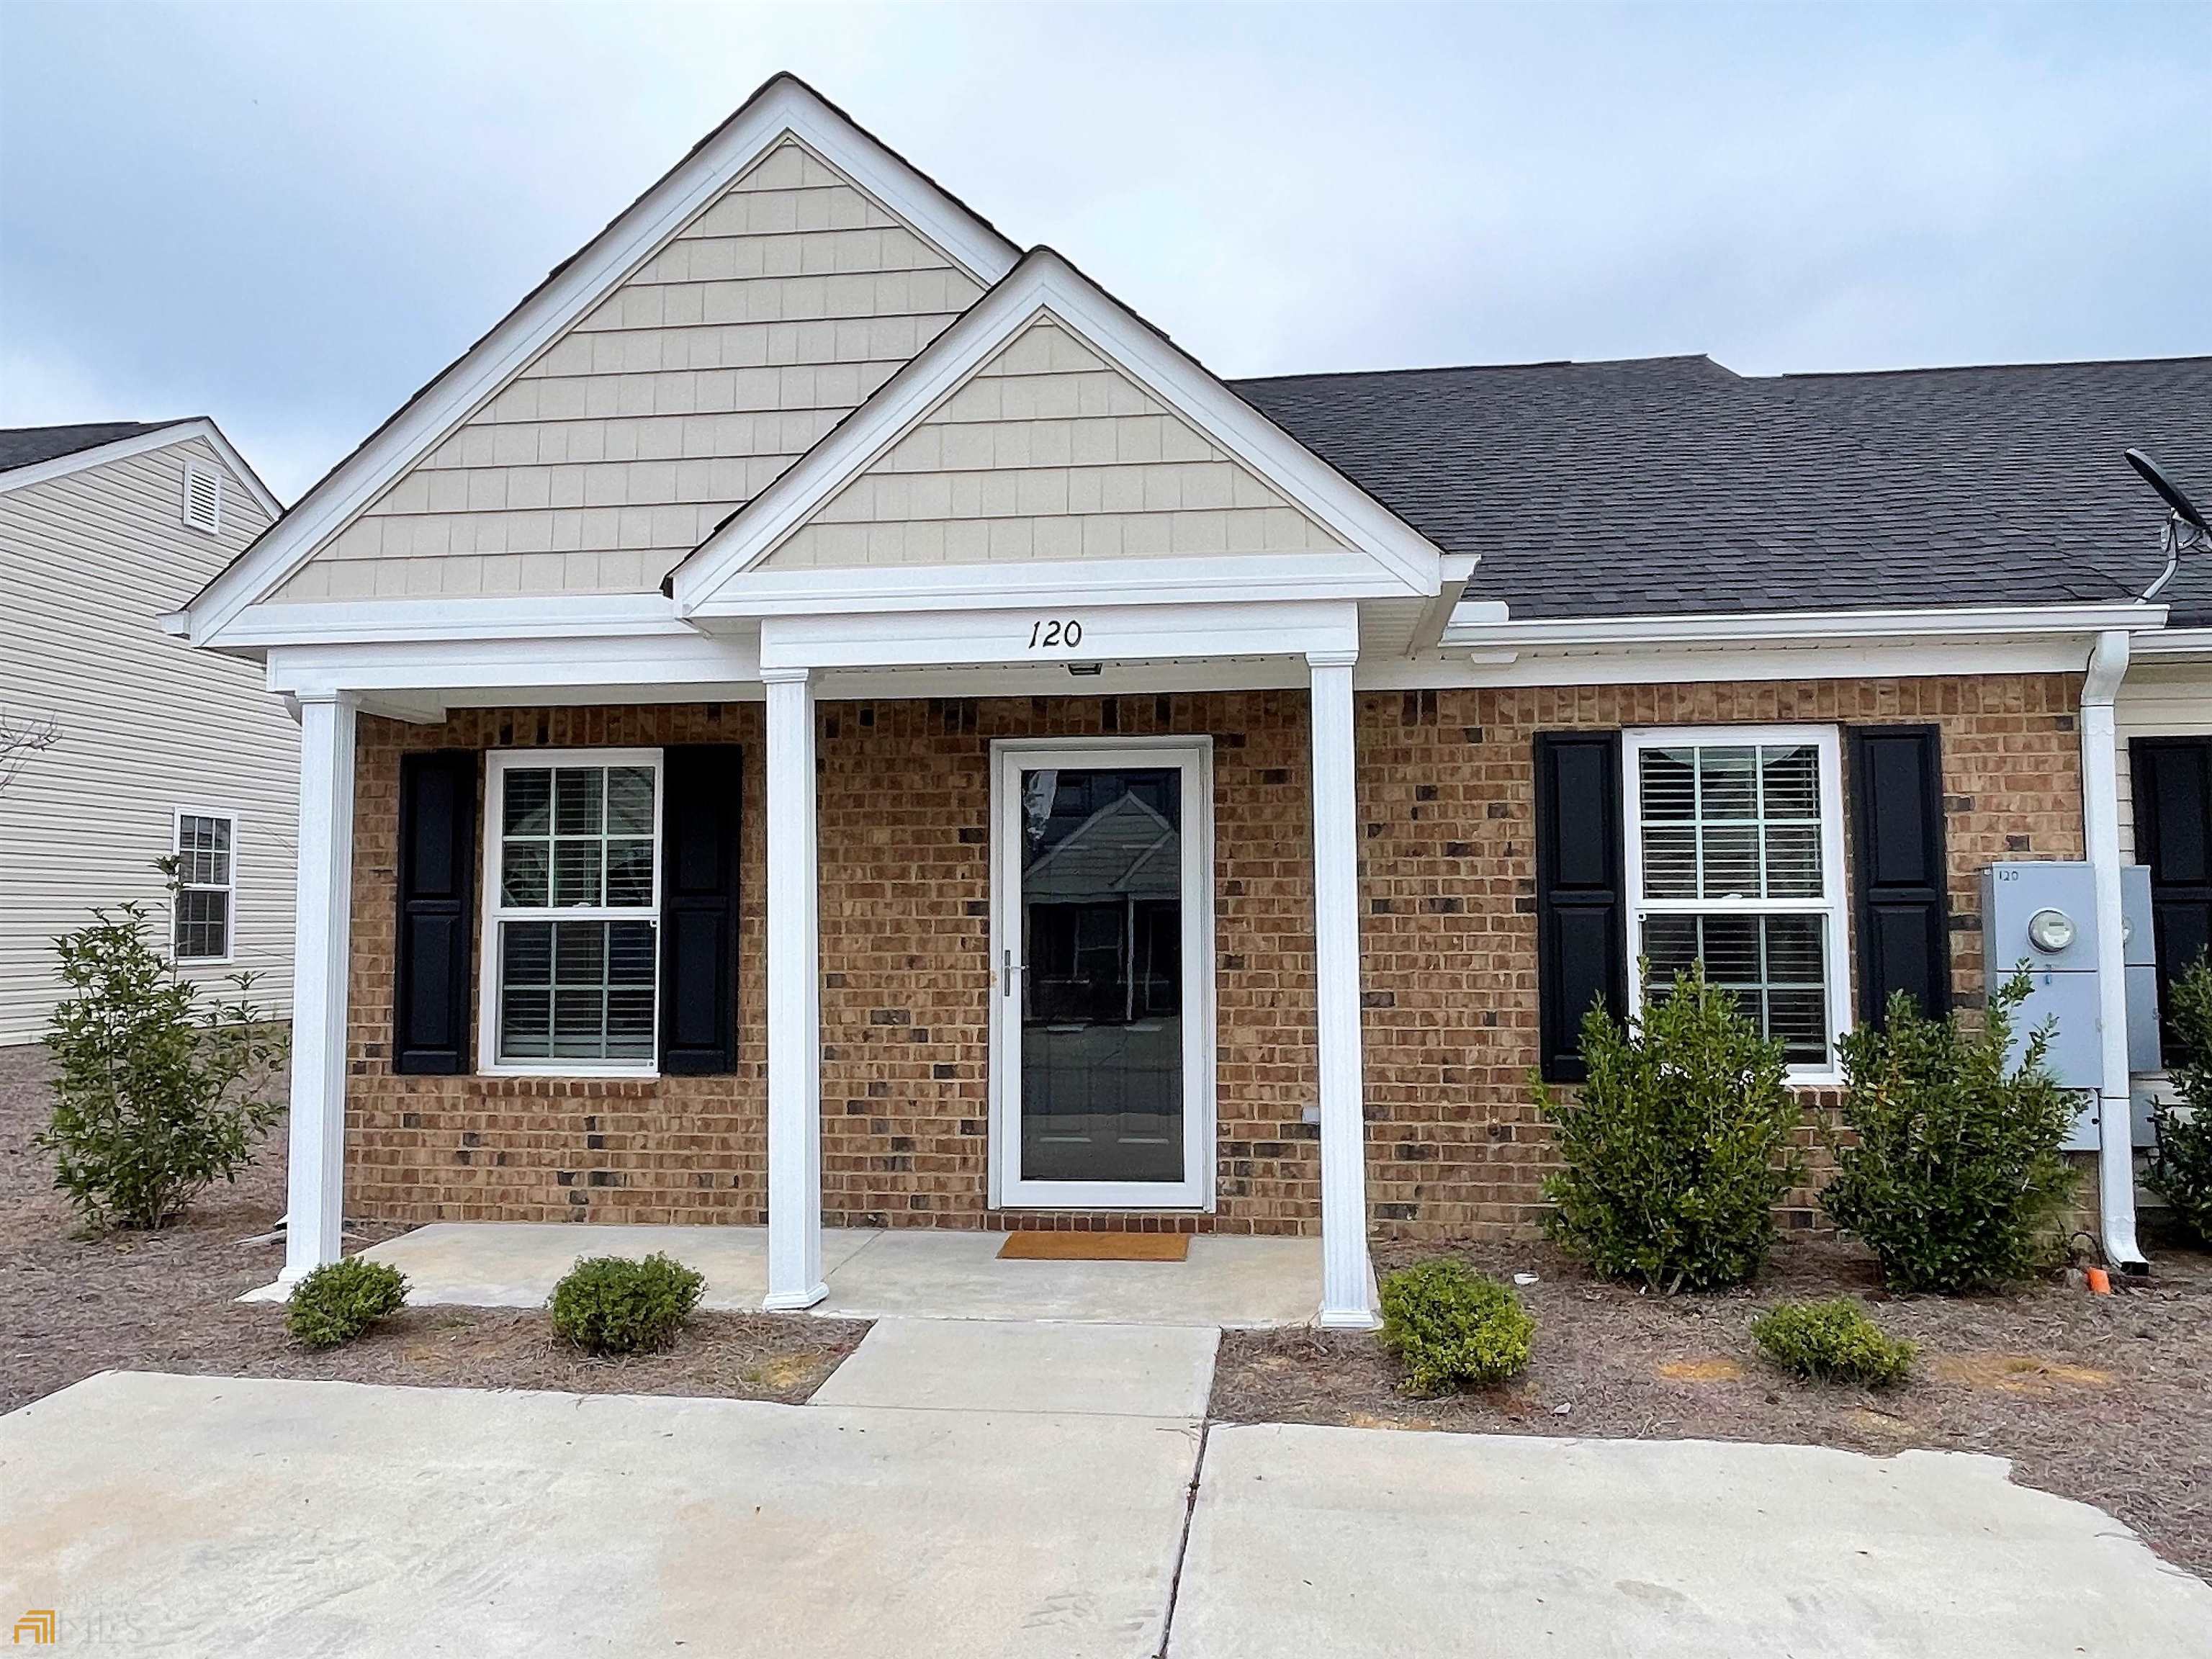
183,74 -> 1019,644
673,248 -> 1444,613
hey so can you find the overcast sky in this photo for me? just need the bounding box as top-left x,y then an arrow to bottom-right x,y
3,1 -> 2206,503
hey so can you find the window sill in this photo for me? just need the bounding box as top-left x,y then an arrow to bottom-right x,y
478,1062 -> 661,1082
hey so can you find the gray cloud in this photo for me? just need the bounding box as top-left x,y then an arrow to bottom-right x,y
4,1 -> 2206,502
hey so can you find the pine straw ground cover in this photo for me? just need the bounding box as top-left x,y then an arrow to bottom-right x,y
1214,1235 -> 2212,1583
0,1046 -> 863,1413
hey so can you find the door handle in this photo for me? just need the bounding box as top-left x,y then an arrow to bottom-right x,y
1002,949 -> 1025,997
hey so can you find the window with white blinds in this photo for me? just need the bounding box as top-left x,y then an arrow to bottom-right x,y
172,811 -> 235,962
1623,727 -> 1850,1076
482,750 -> 660,1071
181,460 -> 222,534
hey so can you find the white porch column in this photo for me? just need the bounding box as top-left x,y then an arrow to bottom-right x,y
1308,651 -> 1377,1328
282,691 -> 357,1284
763,667 -> 827,1309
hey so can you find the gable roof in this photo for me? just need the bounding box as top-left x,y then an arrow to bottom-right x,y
0,416 -> 281,515
0,421 -> 179,472
1236,354 -> 2212,624
179,72 -> 1022,644
673,246 -> 1446,611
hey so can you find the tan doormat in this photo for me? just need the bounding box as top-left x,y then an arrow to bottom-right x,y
997,1231 -> 1190,1262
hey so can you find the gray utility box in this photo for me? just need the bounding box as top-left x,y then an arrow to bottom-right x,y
1982,861 -> 2159,1152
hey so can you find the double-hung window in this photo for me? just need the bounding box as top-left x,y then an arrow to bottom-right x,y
482,749 -> 661,1073
172,811 -> 235,963
1623,726 -> 1850,1079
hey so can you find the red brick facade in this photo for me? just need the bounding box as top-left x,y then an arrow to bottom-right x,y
342,673 -> 2082,1239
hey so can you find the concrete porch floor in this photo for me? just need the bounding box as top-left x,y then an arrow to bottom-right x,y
247,1222 -> 1330,1327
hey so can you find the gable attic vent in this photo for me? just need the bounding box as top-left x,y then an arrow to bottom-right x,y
181,460 -> 222,535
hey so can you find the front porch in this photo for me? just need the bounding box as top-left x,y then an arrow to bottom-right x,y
251,1220 -> 1329,1327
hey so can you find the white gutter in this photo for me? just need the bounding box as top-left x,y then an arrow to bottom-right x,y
2080,629 -> 2148,1272
1440,601 -> 2165,651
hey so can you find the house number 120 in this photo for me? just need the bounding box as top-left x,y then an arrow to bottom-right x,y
1028,618 -> 1082,649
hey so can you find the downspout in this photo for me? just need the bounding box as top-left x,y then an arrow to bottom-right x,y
2080,629 -> 2149,1271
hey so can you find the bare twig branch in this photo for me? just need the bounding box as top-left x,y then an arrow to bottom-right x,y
0,708 -> 60,795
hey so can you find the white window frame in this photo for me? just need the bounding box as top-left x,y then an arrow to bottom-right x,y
477,747 -> 664,1078
1622,724 -> 1851,1084
181,459 -> 222,535
171,807 -> 238,966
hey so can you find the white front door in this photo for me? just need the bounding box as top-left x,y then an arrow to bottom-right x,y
989,737 -> 1215,1210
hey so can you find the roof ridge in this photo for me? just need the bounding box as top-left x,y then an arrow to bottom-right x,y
1776,353 -> 2212,382
1231,354 -> 1725,385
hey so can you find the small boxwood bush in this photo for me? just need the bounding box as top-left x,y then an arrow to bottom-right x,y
1822,973 -> 2074,1292
1750,1298 -> 1916,1388
2149,956 -> 2212,1244
549,1253 -> 705,1354
1378,1259 -> 1535,1395
287,1257 -> 410,1349
1536,966 -> 1802,1292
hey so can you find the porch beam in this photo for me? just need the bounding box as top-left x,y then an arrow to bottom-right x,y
1308,651 -> 1377,1328
282,691 -> 358,1283
763,666 -> 827,1309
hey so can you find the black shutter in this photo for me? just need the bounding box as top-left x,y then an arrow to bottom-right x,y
394,750 -> 477,1074
1848,724 -> 1951,1025
658,745 -> 744,1075
1535,732 -> 1627,1082
2130,737 -> 2212,1037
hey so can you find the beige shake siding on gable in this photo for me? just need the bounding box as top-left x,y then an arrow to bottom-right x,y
760,316 -> 1352,569
269,138 -> 988,603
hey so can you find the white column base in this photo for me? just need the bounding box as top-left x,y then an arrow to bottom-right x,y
1308,652 -> 1376,1328
763,667 -> 826,1311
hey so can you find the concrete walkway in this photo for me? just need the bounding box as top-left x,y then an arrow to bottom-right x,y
6,1364 -> 2206,1658
249,1221 -> 1323,1327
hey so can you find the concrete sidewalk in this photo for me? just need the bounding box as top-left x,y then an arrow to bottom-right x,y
5,1369 -> 2206,1658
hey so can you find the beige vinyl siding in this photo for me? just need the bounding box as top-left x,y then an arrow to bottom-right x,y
2114,662 -> 2212,863
0,438 -> 293,1043
271,138 -> 985,603
760,314 -> 1352,570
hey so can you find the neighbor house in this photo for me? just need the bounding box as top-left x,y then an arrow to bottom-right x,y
1,420 -> 292,1043
167,76 -> 2211,1323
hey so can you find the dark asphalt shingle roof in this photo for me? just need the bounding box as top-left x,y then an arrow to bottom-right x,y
0,421 -> 185,474
1231,354 -> 2212,625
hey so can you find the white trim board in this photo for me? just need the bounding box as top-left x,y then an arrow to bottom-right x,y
0,418 -> 282,518
673,248 -> 1448,613
1442,601 -> 2164,652
181,73 -> 1021,649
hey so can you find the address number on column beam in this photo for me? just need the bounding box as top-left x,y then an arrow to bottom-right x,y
1027,619 -> 1084,650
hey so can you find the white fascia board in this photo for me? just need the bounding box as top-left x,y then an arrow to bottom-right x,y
1439,601 -> 2166,651
674,249 -> 1446,613
691,551 -> 1409,619
183,77 -> 1020,649
1367,637 -> 2103,690
2,418 -> 282,518
759,597 -> 1359,673
211,592 -> 691,647
265,626 -> 762,700
2131,627 -> 2212,660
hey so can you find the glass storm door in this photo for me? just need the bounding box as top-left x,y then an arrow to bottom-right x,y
992,740 -> 1213,1209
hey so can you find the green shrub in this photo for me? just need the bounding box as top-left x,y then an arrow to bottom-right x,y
1378,1259 -> 1535,1394
1750,1298 -> 1916,1387
1822,973 -> 2075,1293
1535,965 -> 1803,1292
287,1258 -> 410,1349
2148,956 -> 2212,1244
549,1253 -> 706,1354
36,876 -> 287,1231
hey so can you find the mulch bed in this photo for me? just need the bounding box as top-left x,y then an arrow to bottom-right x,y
0,1046 -> 863,1413
1214,1234 -> 2212,1583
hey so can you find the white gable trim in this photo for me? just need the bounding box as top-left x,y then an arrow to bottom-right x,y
671,249 -> 1447,615
182,74 -> 1019,649
0,418 -> 281,517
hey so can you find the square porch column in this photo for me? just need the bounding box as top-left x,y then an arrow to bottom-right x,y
763,666 -> 826,1309
1308,651 -> 1378,1328
283,691 -> 357,1284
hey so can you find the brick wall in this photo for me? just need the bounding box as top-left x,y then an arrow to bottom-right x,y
341,673 -> 2082,1239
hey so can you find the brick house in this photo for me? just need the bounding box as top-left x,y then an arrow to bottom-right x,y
172,75 -> 2212,1325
